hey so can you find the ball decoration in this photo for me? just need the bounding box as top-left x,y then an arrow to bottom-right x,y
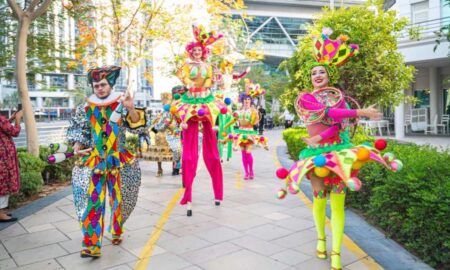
221,132 -> 227,137
352,160 -> 364,170
314,167 -> 330,177
232,112 -> 239,118
288,183 -> 300,194
383,152 -> 395,163
224,97 -> 232,105
374,139 -> 387,151
242,135 -> 248,140
170,106 -> 177,114
198,108 -> 206,117
228,134 -> 234,140
390,159 -> 403,172
276,168 -> 289,179
346,177 -> 362,191
163,104 -> 171,112
259,136 -> 265,142
174,93 -> 181,100
220,107 -> 228,114
356,148 -> 370,161
313,156 -> 327,167
276,188 -> 287,199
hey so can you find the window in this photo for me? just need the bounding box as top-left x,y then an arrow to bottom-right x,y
442,0 -> 450,18
411,1 -> 429,23
414,89 -> 430,108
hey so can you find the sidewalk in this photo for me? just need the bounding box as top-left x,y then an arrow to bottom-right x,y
0,130 -> 428,269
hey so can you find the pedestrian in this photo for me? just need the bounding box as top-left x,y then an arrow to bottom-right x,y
0,108 -> 23,222
258,105 -> 266,135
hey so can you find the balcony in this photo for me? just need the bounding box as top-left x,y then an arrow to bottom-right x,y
400,16 -> 450,43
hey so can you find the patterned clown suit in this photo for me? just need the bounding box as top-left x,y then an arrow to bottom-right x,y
67,92 -> 141,255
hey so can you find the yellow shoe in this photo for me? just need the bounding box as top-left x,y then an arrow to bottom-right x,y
80,247 -> 101,258
316,238 -> 327,259
331,251 -> 342,270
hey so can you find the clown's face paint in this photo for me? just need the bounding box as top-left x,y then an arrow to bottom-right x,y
311,66 -> 329,90
93,79 -> 112,99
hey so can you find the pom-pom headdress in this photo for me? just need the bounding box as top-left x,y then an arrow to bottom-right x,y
311,27 -> 359,67
240,79 -> 266,102
186,24 -> 223,60
87,65 -> 121,87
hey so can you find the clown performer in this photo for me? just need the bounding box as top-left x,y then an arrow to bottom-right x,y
214,57 -> 251,161
275,28 -> 403,270
224,79 -> 268,180
146,89 -> 182,176
67,66 -> 143,258
172,24 -> 227,216
135,107 -> 152,158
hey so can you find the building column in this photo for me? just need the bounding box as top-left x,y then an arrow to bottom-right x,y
35,74 -> 43,91
395,101 -> 405,140
429,67 -> 438,123
37,97 -> 43,109
68,74 -> 75,91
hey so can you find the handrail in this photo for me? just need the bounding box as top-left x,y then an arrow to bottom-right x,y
400,16 -> 450,41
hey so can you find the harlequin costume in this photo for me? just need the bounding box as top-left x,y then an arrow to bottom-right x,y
171,25 -> 226,214
222,79 -> 268,180
275,28 -> 403,270
67,66 -> 142,258
145,90 -> 182,176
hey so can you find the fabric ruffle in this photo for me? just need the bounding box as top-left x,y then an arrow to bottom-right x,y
173,93 -> 226,125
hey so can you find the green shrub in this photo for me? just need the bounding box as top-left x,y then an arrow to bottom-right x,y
39,145 -> 75,183
283,127 -> 450,268
126,134 -> 138,154
18,171 -> 44,197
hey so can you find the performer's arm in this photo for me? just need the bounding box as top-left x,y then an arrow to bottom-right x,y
176,64 -> 193,87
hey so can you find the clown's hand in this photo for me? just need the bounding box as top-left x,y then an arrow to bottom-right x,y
122,92 -> 135,111
181,122 -> 188,129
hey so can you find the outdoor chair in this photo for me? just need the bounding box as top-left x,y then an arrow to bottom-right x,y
425,115 -> 446,134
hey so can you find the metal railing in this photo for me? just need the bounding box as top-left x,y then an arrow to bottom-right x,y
400,16 -> 450,42
13,123 -> 69,148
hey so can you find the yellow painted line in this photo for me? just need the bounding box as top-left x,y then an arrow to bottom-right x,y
271,137 -> 383,270
235,171 -> 242,189
134,188 -> 183,270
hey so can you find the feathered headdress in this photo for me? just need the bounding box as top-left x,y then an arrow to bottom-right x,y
87,65 -> 121,87
311,27 -> 359,67
186,24 -> 223,60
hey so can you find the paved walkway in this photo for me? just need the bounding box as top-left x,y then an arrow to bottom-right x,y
0,130 -> 427,270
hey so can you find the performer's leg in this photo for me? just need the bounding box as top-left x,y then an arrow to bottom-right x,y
145,135 -> 151,148
241,149 -> 249,179
330,191 -> 346,270
247,148 -> 254,179
180,120 -> 199,205
157,162 -> 163,177
310,176 -> 327,259
107,170 -> 123,245
80,173 -> 107,257
202,120 -> 223,203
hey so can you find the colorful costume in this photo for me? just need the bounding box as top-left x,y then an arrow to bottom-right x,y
67,66 -> 142,257
145,91 -> 182,176
223,80 -> 268,180
275,29 -> 403,270
171,25 -> 226,210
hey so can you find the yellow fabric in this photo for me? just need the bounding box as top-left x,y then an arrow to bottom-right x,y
313,196 -> 327,257
330,192 -> 345,269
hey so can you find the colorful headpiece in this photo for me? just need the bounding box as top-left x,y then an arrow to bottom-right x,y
312,28 -> 359,67
240,79 -> 265,102
87,66 -> 121,87
186,24 -> 223,60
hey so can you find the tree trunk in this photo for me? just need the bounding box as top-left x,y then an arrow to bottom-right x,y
16,15 -> 39,156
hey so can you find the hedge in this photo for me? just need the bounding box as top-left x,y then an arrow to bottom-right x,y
283,127 -> 450,269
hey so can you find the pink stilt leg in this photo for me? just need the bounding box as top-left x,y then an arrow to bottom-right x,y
241,150 -> 249,179
247,151 -> 254,179
202,121 -> 224,201
180,120 -> 199,205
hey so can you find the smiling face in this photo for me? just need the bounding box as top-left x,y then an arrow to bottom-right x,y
192,46 -> 203,61
311,65 -> 329,90
92,79 -> 112,99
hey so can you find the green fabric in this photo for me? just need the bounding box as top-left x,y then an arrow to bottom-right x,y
190,66 -> 198,78
313,196 -> 327,256
181,93 -> 215,104
299,129 -> 352,159
330,192 -> 345,269
218,113 -> 233,160
235,129 -> 257,135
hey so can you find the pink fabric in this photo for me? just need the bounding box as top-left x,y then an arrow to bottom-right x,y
300,93 -> 324,110
180,119 -> 223,205
241,151 -> 249,177
327,108 -> 357,119
247,152 -> 254,176
319,124 -> 340,140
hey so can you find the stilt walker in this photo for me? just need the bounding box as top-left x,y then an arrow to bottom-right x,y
171,24 -> 227,216
275,28 -> 403,270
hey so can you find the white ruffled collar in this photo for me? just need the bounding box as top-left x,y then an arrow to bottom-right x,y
87,92 -> 123,106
